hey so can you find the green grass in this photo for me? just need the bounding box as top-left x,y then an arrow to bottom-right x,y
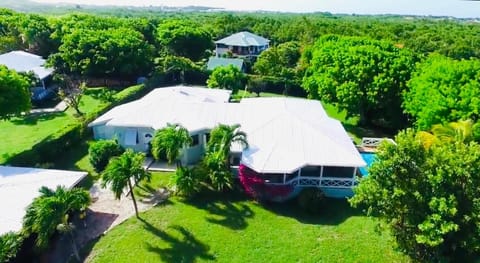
0,93 -> 108,164
86,175 -> 408,262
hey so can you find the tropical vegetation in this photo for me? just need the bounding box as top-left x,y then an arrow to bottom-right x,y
22,186 -> 91,250
102,149 -> 151,218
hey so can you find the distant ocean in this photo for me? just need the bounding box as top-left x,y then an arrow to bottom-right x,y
31,0 -> 480,18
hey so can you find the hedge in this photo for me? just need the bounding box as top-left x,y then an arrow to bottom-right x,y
6,84 -> 148,166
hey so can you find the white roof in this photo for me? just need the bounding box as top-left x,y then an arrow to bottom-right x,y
215,31 -> 270,47
0,166 -> 87,235
0,51 -> 54,80
90,86 -> 366,173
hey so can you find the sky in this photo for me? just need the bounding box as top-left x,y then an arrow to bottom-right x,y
32,0 -> 480,18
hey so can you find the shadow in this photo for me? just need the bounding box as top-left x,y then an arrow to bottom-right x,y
10,112 -> 66,126
41,209 -> 119,263
184,190 -> 255,230
54,140 -> 91,171
263,198 -> 362,226
139,218 -> 215,263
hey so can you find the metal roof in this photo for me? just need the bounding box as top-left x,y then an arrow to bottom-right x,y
89,86 -> 366,174
0,51 -> 53,80
0,166 -> 87,235
215,31 -> 270,47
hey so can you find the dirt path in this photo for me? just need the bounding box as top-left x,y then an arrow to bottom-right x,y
43,183 -> 169,263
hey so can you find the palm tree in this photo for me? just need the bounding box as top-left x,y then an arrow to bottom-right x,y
151,123 -> 192,168
418,120 -> 476,149
203,124 -> 248,191
22,186 -> 91,250
207,124 -> 248,165
431,119 -> 474,143
56,214 -> 80,262
101,149 -> 151,218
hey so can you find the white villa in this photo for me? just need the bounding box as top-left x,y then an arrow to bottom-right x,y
89,86 -> 366,198
214,31 -> 270,58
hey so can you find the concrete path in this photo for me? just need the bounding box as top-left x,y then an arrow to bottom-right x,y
30,100 -> 68,114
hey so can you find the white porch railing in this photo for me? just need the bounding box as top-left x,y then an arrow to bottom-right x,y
268,176 -> 358,189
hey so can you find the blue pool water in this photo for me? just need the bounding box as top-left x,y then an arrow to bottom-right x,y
359,153 -> 376,176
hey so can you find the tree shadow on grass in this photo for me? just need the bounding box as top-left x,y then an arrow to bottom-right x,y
140,218 -> 215,263
10,112 -> 67,126
184,190 -> 255,230
263,198 -> 362,226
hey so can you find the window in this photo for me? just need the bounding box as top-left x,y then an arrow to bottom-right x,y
204,133 -> 211,144
191,134 -> 199,146
124,129 -> 138,146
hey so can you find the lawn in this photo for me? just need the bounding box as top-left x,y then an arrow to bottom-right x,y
85,173 -> 408,263
0,93 -> 107,164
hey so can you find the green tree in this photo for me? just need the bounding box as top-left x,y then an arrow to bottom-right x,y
206,124 -> 248,164
102,149 -> 151,218
0,65 -> 31,120
49,27 -> 154,79
403,55 -> 480,130
89,140 -> 124,172
207,65 -> 245,94
155,55 -> 199,84
302,35 -> 417,129
156,20 -> 213,61
151,124 -> 192,168
22,186 -> 91,250
204,124 -> 248,191
254,41 -> 301,79
351,129 -> 480,261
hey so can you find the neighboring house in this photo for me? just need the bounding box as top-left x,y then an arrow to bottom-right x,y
89,86 -> 366,198
0,50 -> 54,101
0,166 -> 87,235
215,31 -> 270,59
207,57 -> 245,72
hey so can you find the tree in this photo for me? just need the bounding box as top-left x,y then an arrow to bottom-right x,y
102,149 -> 151,218
203,124 -> 248,191
156,20 -> 213,61
22,186 -> 91,250
253,41 -> 301,79
207,65 -> 245,94
206,124 -> 248,164
56,214 -> 80,262
403,55 -> 480,130
0,65 -> 31,120
155,55 -> 199,84
89,140 -> 124,172
302,35 -> 417,129
351,129 -> 480,261
151,124 -> 192,168
49,27 -> 154,79
56,74 -> 85,116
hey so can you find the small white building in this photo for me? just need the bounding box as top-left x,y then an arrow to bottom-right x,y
89,86 -> 366,198
0,166 -> 87,235
0,50 -> 53,89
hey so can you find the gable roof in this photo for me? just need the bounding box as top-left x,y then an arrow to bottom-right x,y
0,50 -> 53,80
89,86 -> 366,174
0,166 -> 87,235
215,31 -> 270,47
207,57 -> 244,71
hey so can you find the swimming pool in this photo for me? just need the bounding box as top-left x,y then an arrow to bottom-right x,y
359,152 -> 376,176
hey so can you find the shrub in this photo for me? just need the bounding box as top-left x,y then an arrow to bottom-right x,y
202,150 -> 233,192
0,232 -> 23,263
297,188 -> 326,214
171,166 -> 201,198
239,164 -> 294,201
89,140 -> 124,172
